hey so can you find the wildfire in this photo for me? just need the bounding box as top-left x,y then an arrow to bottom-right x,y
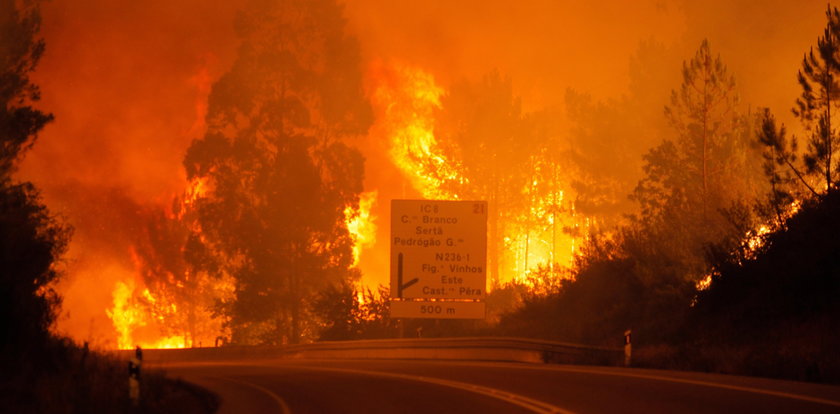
345,190 -> 378,267
184,176 -> 210,207
368,63 -> 581,286
371,63 -> 461,200
102,192 -> 236,350
106,280 -> 187,349
696,216 -> 786,292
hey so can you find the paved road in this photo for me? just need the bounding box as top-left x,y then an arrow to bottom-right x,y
162,358 -> 840,413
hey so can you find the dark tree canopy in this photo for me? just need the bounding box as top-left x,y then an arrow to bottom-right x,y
0,0 -> 70,358
183,0 -> 371,344
793,5 -> 840,193
0,0 -> 51,182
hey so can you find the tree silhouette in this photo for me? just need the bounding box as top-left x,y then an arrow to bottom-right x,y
793,5 -> 840,193
435,72 -> 536,285
755,109 -> 816,227
183,0 -> 371,344
631,39 -> 762,282
0,0 -> 70,358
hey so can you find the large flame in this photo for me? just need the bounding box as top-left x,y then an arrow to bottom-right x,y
371,63 -> 461,200
369,63 -> 581,286
103,178 -> 233,350
345,191 -> 378,267
106,280 -> 187,349
105,268 -> 235,349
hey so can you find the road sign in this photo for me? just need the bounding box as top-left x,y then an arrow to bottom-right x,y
390,199 -> 487,319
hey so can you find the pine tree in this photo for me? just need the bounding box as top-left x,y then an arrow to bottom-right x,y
632,39 -> 762,282
793,5 -> 840,193
755,109 -> 816,226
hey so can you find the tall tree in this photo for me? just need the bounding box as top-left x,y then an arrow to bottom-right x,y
664,39 -> 742,220
0,0 -> 70,357
632,39 -> 762,282
435,71 -> 536,285
755,109 -> 815,226
563,41 -> 676,229
183,0 -> 371,344
793,5 -> 840,193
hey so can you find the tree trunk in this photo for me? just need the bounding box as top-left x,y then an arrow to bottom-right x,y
702,70 -> 710,222
826,77 -> 832,191
489,193 -> 499,287
291,270 -> 300,344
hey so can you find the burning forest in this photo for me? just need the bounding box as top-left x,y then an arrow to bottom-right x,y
4,0 -> 840,384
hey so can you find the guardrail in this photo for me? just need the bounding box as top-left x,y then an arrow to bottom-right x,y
290,337 -> 621,365
128,337 -> 623,366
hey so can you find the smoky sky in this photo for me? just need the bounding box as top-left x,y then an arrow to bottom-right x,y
16,0 -> 831,343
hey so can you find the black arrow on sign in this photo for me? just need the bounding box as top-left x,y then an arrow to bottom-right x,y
397,252 -> 419,298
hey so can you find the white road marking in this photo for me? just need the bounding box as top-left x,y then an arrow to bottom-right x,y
212,375 -> 292,414
441,361 -> 840,408
550,366 -> 840,408
293,365 -> 575,414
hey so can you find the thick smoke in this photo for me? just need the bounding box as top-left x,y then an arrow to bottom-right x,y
16,0 -> 831,345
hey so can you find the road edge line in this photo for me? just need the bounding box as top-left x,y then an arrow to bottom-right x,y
512,364 -> 840,408
294,365 -> 574,414
212,375 -> 292,414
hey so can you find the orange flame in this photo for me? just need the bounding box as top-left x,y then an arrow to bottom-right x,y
106,280 -> 187,349
184,176 -> 210,207
345,191 -> 378,267
371,63 -> 461,200
370,63 -> 581,286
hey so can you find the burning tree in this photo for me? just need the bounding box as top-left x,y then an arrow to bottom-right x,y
631,39 -> 764,282
434,72 -> 543,285
182,0 -> 371,344
373,66 -> 581,285
120,200 -> 232,348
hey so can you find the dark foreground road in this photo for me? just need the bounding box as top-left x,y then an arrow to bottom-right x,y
162,358 -> 840,414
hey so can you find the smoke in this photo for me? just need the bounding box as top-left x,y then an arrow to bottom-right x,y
347,0 -> 824,115
15,0 -> 832,345
18,0 -> 243,345
346,0 -> 830,288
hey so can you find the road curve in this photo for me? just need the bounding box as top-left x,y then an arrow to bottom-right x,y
161,358 -> 840,414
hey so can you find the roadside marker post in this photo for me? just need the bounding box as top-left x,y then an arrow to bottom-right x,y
128,346 -> 142,405
624,330 -> 632,367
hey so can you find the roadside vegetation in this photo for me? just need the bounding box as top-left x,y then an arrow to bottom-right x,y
311,6 -> 840,385
0,1 -> 217,412
5,0 -> 840,400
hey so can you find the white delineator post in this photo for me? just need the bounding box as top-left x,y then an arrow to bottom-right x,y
624,329 -> 632,367
128,346 -> 142,405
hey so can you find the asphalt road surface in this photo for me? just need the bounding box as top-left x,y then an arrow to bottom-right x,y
161,358 -> 840,413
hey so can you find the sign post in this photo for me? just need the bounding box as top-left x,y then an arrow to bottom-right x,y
390,200 -> 487,319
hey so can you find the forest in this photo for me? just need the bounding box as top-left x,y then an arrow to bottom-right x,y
2,3 -> 840,410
